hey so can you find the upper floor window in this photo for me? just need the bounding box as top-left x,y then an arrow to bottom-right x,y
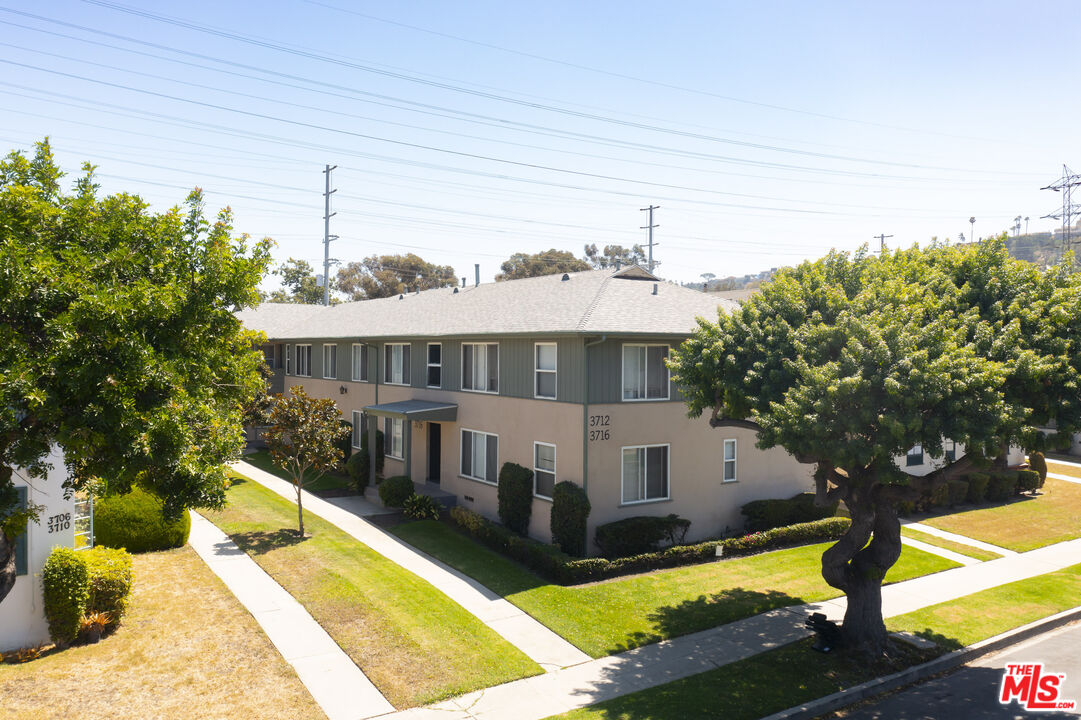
352,343 -> 368,382
384,343 -> 410,386
296,344 -> 312,377
461,429 -> 498,484
322,344 -> 337,379
906,444 -> 924,467
723,439 -> 737,482
622,444 -> 670,504
622,344 -> 669,401
427,343 -> 442,388
535,343 -> 557,399
462,343 -> 498,394
351,410 -> 366,450
534,442 -> 556,499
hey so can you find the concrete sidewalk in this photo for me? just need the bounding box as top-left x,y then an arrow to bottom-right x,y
1047,471 -> 1081,485
231,460 -> 591,672
188,512 -> 395,720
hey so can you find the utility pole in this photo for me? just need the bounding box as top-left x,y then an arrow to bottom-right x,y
969,216 -> 976,244
873,233 -> 893,253
322,164 -> 338,306
640,204 -> 659,272
1025,216 -> 1030,235
1041,165 -> 1081,255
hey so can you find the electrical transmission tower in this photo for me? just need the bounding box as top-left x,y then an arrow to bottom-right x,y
1041,165 -> 1081,254
322,164 -> 339,306
640,205 -> 660,272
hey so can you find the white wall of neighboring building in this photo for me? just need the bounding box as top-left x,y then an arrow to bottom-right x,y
0,447 -> 76,652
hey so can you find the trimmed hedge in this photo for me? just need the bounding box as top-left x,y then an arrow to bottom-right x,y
1017,469 -> 1042,494
84,547 -> 134,627
550,481 -> 590,557
927,482 -> 950,509
346,428 -> 384,493
336,419 -> 353,461
1029,452 -> 1048,485
594,514 -> 691,559
378,475 -> 414,508
42,547 -> 89,646
946,479 -> 969,507
94,486 -> 191,553
497,462 -> 534,535
966,473 -> 989,504
986,472 -> 1018,502
449,507 -> 851,585
403,493 -> 442,520
741,493 -> 838,532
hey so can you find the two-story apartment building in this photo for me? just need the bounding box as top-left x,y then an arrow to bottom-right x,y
238,266 -> 815,549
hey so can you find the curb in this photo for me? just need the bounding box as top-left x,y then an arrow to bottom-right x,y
760,605 -> 1081,720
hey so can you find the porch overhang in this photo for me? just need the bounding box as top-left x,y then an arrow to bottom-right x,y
363,399 -> 458,423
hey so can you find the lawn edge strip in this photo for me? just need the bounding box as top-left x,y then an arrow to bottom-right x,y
899,526 -> 1001,562
761,605 -> 1081,720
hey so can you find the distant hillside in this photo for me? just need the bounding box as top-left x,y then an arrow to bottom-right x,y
1002,231 -> 1074,267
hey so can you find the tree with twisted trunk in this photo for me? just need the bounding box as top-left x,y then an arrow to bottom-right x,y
670,238 -> 1081,657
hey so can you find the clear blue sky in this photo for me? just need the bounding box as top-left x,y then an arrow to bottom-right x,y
2,0 -> 1078,288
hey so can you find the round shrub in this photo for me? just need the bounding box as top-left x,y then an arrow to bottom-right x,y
551,481 -> 590,557
965,473 -> 990,503
594,514 -> 691,559
1029,452 -> 1047,487
403,493 -> 442,520
986,472 -> 1017,502
42,547 -> 89,647
378,475 -> 414,508
1017,469 -> 1041,494
84,546 -> 134,627
94,486 -> 191,553
497,462 -> 533,535
946,479 -> 969,507
346,429 -> 384,493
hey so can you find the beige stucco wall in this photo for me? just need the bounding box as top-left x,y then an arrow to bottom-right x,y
584,401 -> 815,548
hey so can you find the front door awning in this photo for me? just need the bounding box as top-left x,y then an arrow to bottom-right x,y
363,399 -> 458,423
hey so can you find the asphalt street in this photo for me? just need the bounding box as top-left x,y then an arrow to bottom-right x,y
840,621 -> 1081,719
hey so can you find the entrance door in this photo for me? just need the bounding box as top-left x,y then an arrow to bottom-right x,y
427,423 -> 441,484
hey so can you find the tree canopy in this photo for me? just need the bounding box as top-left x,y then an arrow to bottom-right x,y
0,140 -> 271,604
670,238 -> 1081,656
267,258 -> 329,304
583,243 -> 647,269
496,249 -> 591,281
336,253 -> 456,300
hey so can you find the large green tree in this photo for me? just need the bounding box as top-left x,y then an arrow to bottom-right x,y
496,249 -> 591,281
0,140 -> 271,604
670,239 -> 1081,656
336,253 -> 456,300
267,258 -> 329,304
583,243 -> 647,269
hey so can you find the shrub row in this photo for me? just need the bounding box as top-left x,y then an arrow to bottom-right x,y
42,546 -> 134,647
594,514 -> 690,559
900,467 -> 1045,517
741,493 -> 838,532
449,506 -> 851,585
95,486 -> 190,553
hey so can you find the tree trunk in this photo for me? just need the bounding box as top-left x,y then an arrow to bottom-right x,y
0,531 -> 16,606
296,483 -> 305,536
820,480 -> 903,658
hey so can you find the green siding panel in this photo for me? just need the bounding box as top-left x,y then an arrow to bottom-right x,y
586,337 -> 685,404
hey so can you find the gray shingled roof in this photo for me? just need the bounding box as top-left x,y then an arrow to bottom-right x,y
238,267 -> 738,340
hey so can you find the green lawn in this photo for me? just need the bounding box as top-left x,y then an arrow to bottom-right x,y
205,479 -> 540,708
241,451 -> 354,494
544,637 -> 939,720
391,520 -> 959,658
921,478 -> 1081,552
900,526 -> 1001,562
888,562 -> 1081,648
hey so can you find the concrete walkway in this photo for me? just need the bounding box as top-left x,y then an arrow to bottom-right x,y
902,521 -> 1017,556
899,535 -> 979,566
230,460 -> 591,672
1047,471 -> 1081,485
1048,456 -> 1081,470
188,512 -> 395,720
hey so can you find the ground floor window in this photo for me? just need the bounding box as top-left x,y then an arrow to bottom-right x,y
352,410 -> 366,449
534,442 -> 556,499
621,444 -> 669,503
384,417 -> 404,459
461,429 -> 498,483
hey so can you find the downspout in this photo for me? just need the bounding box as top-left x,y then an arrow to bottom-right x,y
368,342 -> 380,489
582,335 -> 607,493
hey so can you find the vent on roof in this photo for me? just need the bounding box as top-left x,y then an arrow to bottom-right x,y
398,294 -> 404,300
453,287 -> 459,294
652,283 -> 658,295
561,273 -> 570,281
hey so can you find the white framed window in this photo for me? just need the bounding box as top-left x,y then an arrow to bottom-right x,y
723,439 -> 737,482
384,417 -> 404,459
906,444 -> 924,467
944,440 -> 957,462
351,343 -> 368,382
462,342 -> 498,394
384,343 -> 411,385
534,442 -> 556,499
622,344 -> 670,401
460,429 -> 498,484
322,344 -> 337,379
535,343 -> 557,399
351,410 -> 366,450
427,343 -> 442,388
296,344 -> 312,377
285,344 -> 293,375
621,444 -> 670,504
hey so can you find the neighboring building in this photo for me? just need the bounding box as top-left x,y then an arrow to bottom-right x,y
240,266 -> 816,550
0,447 -> 90,652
